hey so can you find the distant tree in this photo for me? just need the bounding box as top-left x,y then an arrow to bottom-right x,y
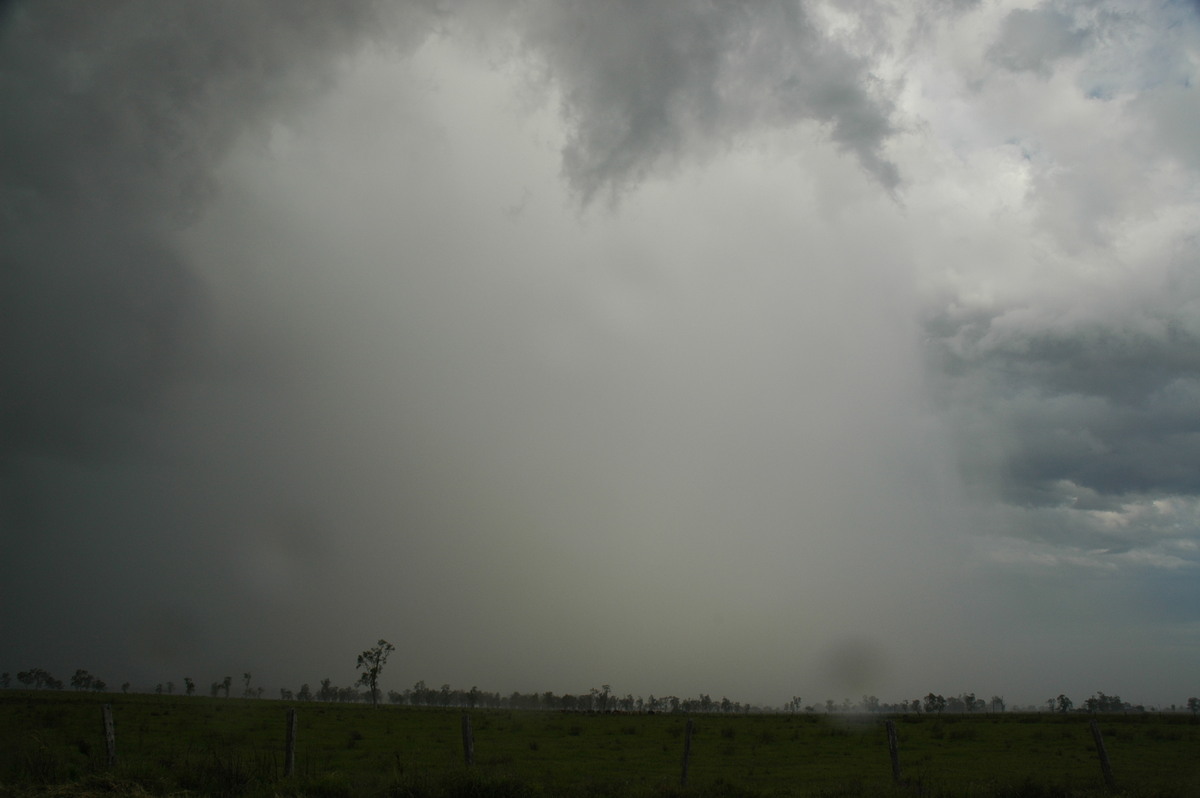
222,676 -> 232,698
184,677 -> 195,696
910,699 -> 922,713
0,673 -> 9,688
318,678 -> 336,702
280,688 -> 294,700
155,684 -> 163,695
355,639 -> 395,709
990,696 -> 1005,713
297,683 -> 313,702
71,669 -> 95,691
1056,694 -> 1073,713
1186,697 -> 1199,715
210,681 -> 221,698
166,681 -> 175,695
92,680 -> 106,692
923,693 -> 946,714
122,682 -> 130,694
1089,692 -> 1125,713
18,668 -> 58,689
242,673 -> 254,698
862,695 -> 880,713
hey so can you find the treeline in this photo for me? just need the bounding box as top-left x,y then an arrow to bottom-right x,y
380,683 -> 761,714
5,670 -> 1198,716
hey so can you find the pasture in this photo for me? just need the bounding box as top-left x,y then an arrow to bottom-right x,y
2,691 -> 1198,796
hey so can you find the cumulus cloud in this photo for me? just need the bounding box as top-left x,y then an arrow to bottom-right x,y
917,0 -> 1200,576
987,7 -> 1089,76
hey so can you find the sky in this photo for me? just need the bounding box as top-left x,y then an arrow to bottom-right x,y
2,0 -> 1199,709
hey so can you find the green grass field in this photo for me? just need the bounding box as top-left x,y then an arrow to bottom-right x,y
2,691 -> 1198,797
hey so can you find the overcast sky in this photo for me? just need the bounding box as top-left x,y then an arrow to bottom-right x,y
3,0 -> 1200,709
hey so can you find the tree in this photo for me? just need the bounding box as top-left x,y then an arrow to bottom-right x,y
242,673 -> 254,698
184,677 -> 195,696
0,673 -> 8,688
356,639 -> 395,709
298,683 -> 313,702
1056,694 -> 1073,713
1186,697 -> 1199,715
923,693 -> 946,714
990,695 -> 1005,713
18,668 -> 60,689
71,669 -> 95,691
222,676 -> 232,698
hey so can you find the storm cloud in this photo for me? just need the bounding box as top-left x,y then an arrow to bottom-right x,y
3,0 -> 1200,708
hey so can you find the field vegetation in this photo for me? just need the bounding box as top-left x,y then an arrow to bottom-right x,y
2,690 -> 1199,797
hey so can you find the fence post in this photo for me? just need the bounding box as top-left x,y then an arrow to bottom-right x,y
284,708 -> 298,778
885,719 -> 902,784
100,704 -> 116,767
680,719 -> 694,787
461,713 -> 474,767
1089,719 -> 1116,791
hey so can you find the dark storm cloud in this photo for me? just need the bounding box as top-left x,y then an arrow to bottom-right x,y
0,0 -> 443,679
511,0 -> 900,201
925,265 -> 1200,515
0,0 -> 911,695
0,0 -> 435,508
1,0 -> 905,528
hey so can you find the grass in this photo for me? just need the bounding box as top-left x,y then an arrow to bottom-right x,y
1,691 -> 1198,796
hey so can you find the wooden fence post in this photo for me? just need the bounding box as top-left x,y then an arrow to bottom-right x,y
284,708 -> 298,778
680,719 -> 694,787
101,704 -> 116,767
1089,719 -> 1116,791
885,720 -> 902,785
461,713 -> 474,767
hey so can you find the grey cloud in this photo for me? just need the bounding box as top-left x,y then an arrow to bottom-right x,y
987,7 -> 1089,77
0,0 -> 437,507
926,280 -> 1200,524
0,0 -> 443,681
511,0 -> 899,201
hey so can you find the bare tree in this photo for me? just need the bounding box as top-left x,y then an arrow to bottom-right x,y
356,639 -> 395,708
